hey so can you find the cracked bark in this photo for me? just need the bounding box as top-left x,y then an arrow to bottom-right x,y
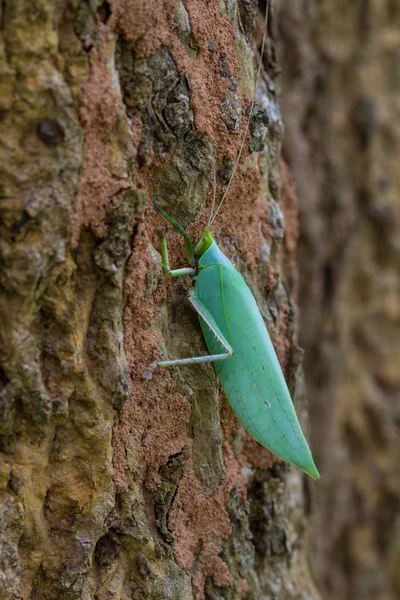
1,2 -> 318,599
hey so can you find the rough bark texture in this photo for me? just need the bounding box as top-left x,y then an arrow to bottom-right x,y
279,2 -> 400,600
0,2 -> 317,600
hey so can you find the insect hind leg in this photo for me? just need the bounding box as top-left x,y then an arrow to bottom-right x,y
155,290 -> 233,368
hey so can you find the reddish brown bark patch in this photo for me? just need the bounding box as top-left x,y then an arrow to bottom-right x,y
113,223 -> 191,491
215,165 -> 266,268
240,437 -> 281,471
168,456 -> 234,596
179,163 -> 266,272
112,0 -> 178,58
169,432 -> 247,597
113,0 -> 252,165
184,0 -> 241,154
71,31 -> 131,246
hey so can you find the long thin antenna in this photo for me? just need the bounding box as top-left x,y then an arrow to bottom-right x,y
208,0 -> 270,228
208,154 -> 217,228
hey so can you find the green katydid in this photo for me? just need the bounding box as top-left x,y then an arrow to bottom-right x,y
150,1 -> 320,480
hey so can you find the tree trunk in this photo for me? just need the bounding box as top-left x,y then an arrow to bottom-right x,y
279,2 -> 400,600
1,2 -> 318,599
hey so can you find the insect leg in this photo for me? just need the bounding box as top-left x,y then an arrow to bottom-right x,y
156,290 -> 233,367
153,200 -> 195,265
157,226 -> 195,278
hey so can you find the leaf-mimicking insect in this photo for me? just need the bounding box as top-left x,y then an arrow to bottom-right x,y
150,0 -> 320,480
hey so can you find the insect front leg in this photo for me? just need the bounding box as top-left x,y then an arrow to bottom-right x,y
157,226 -> 195,278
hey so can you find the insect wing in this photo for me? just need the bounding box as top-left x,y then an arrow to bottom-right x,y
195,264 -> 319,479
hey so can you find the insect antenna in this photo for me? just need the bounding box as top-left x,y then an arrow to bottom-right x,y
208,153 -> 218,229
208,0 -> 270,228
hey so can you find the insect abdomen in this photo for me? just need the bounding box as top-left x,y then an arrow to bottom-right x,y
195,260 -> 319,480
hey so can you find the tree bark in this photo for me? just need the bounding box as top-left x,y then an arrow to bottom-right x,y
1,2 -> 317,599
279,2 -> 400,599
